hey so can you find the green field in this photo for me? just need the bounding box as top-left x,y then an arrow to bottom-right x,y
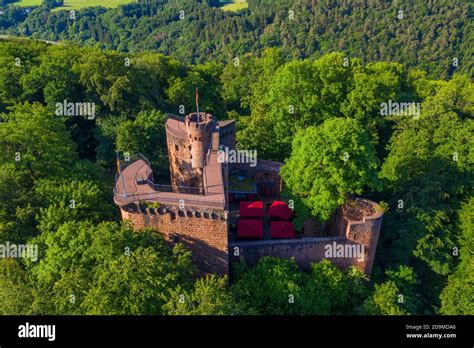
13,0 -> 42,6
221,0 -> 248,12
13,0 -> 247,11
14,0 -> 135,10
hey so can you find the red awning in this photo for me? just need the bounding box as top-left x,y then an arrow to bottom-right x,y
268,201 -> 293,220
239,201 -> 265,218
238,219 -> 264,239
270,221 -> 295,239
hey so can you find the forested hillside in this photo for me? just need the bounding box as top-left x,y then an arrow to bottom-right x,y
0,0 -> 472,78
0,38 -> 472,315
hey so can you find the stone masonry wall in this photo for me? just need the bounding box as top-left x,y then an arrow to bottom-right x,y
345,214 -> 383,275
229,237 -> 366,272
230,199 -> 383,276
118,199 -> 382,277
120,205 -> 229,275
166,131 -> 201,189
336,198 -> 383,275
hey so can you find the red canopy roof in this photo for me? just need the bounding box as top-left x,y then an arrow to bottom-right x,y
239,201 -> 265,218
268,201 -> 293,220
238,219 -> 264,239
270,221 -> 295,239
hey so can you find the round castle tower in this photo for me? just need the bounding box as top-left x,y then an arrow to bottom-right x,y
166,112 -> 215,193
185,112 -> 214,171
339,198 -> 383,274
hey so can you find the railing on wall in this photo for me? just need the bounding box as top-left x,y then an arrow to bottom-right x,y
113,153 -> 225,206
114,153 -> 151,183
147,181 -> 208,195
117,190 -> 226,209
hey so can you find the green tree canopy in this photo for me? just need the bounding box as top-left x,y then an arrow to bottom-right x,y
439,198 -> 474,315
281,117 -> 379,221
114,110 -> 169,177
164,275 -> 247,315
20,222 -> 196,315
231,257 -> 368,315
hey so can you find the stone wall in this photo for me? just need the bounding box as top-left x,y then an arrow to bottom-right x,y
120,204 -> 229,275
344,212 -> 383,275
166,130 -> 200,189
219,122 -> 236,150
336,198 -> 383,275
229,237 -> 366,272
118,197 -> 382,277
230,198 -> 383,276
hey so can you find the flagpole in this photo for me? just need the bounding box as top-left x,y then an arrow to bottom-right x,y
116,150 -> 127,198
196,86 -> 199,119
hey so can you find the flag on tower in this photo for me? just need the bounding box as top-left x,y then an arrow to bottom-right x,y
116,151 -> 122,176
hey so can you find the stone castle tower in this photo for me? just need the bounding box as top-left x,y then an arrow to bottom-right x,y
186,113 -> 214,170
166,112 -> 216,194
114,110 -> 382,277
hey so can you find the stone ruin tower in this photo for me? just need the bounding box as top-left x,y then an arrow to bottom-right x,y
116,108 -> 382,277
166,112 -> 215,194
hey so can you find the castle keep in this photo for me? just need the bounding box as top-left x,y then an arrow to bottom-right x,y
114,112 -> 383,276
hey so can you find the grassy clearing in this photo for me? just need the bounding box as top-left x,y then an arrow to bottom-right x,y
13,0 -> 247,12
221,0 -> 248,12
57,0 -> 134,10
13,0 -> 42,6
13,0 -> 134,9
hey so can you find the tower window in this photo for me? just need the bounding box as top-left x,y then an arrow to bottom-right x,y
175,144 -> 179,151
353,233 -> 357,240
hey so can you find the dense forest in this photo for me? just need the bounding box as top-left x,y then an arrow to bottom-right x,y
0,0 -> 472,79
0,35 -> 472,315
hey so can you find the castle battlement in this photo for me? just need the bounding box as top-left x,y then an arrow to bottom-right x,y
230,198 -> 383,275
114,112 -> 382,277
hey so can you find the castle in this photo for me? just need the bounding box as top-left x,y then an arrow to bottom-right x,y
114,112 -> 383,276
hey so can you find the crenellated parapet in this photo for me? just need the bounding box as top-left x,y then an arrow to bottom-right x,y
119,201 -> 229,275
185,112 -> 214,170
114,110 -> 383,277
